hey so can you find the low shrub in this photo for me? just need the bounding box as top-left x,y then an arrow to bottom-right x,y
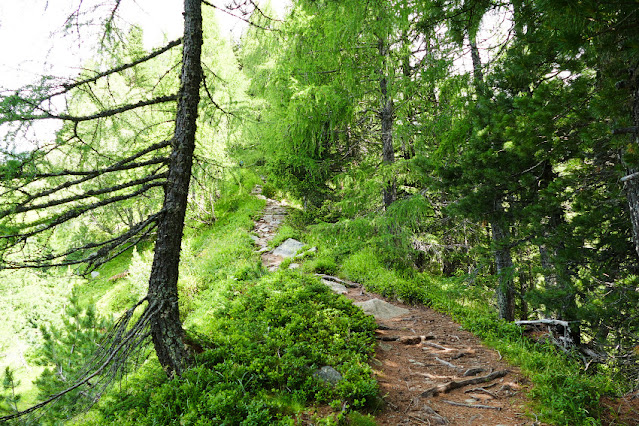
92,272 -> 378,424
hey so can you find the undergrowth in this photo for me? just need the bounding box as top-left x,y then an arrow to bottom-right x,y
85,273 -> 378,425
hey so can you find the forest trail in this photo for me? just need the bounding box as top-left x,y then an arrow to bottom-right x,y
251,186 -> 541,426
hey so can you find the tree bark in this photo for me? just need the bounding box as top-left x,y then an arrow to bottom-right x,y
146,0 -> 202,377
624,80 -> 639,258
490,203 -> 515,322
378,38 -> 396,209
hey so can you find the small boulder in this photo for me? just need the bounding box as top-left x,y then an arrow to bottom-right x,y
321,279 -> 348,294
354,298 -> 410,320
314,366 -> 342,385
272,238 -> 305,258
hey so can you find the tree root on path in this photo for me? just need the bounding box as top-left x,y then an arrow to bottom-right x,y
420,369 -> 510,398
442,399 -> 501,410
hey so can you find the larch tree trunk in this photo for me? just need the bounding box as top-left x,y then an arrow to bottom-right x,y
623,78 -> 639,258
146,0 -> 202,378
490,201 -> 515,322
378,37 -> 396,209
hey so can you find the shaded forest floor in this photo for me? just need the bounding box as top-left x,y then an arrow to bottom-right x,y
251,186 -> 542,426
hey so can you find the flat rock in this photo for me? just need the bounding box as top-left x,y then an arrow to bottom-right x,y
354,298 -> 410,320
321,279 -> 348,294
272,238 -> 305,258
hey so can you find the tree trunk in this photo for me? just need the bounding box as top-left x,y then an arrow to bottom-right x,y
491,200 -> 515,321
624,81 -> 639,258
146,0 -> 202,378
469,37 -> 484,84
378,38 -> 396,209
625,171 -> 639,258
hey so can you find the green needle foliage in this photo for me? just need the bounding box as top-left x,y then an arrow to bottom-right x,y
1,367 -> 21,415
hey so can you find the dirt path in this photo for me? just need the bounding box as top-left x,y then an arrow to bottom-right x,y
252,188 -> 540,426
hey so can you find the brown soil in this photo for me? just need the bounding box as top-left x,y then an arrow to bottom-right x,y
601,393 -> 639,426
344,285 -> 538,425
253,188 -> 543,425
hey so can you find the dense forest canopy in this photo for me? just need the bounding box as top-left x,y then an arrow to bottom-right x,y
1,0 -> 638,424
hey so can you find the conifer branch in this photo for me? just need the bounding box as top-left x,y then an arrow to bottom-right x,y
247,0 -> 283,22
22,94 -> 178,123
201,72 -> 236,118
6,172 -> 168,217
201,0 -> 279,31
4,157 -> 168,213
4,214 -> 159,271
1,181 -> 166,243
53,38 -> 183,98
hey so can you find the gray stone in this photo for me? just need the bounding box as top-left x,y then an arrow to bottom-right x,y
354,298 -> 410,320
314,366 -> 342,385
272,238 -> 305,258
249,235 -> 259,243
90,271 -> 100,278
378,342 -> 393,351
295,246 -> 317,259
321,279 -> 348,294
288,263 -> 300,269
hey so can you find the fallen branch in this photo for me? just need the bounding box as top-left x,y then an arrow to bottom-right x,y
515,319 -> 571,328
442,400 -> 501,410
516,319 -> 577,349
421,370 -> 509,398
406,414 -> 431,425
621,171 -> 639,183
462,368 -> 485,377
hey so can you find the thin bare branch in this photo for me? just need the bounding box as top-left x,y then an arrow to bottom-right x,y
201,0 -> 278,32
51,38 -> 183,99
1,181 -> 165,242
7,172 -> 167,217
0,299 -> 157,422
48,94 -> 177,123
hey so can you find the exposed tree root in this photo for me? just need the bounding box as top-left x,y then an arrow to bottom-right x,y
442,400 -> 501,410
420,370 -> 510,398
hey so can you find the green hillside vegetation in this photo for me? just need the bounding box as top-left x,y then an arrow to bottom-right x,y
1,0 -> 639,424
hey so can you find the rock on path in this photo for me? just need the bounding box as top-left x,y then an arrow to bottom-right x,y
354,298 -> 410,320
